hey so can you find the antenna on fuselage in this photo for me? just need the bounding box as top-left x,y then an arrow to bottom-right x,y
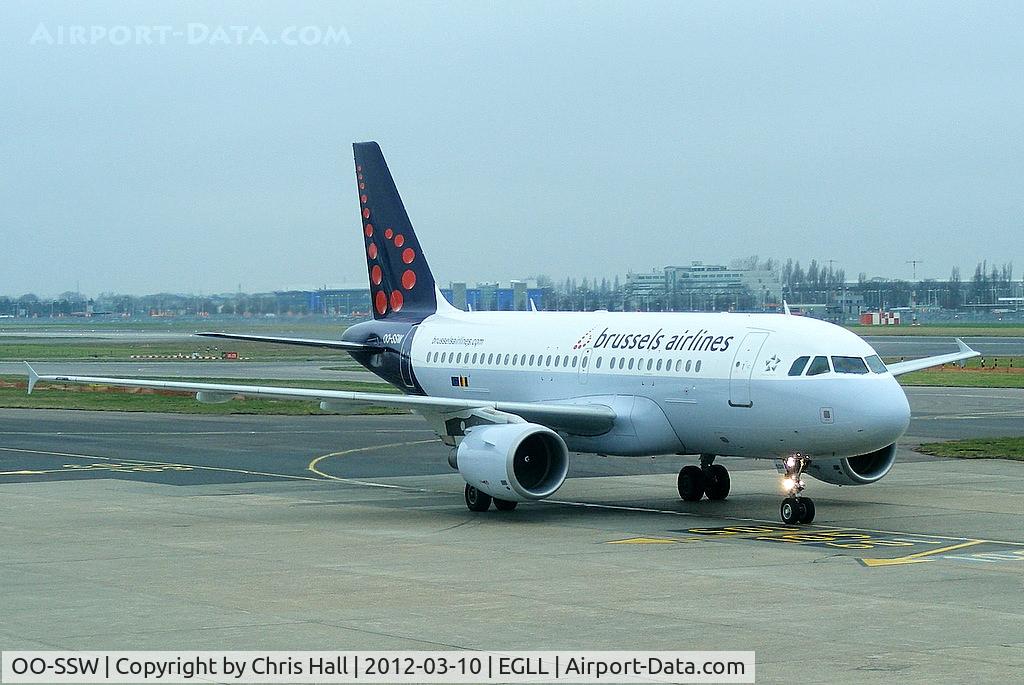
783,300 -> 792,315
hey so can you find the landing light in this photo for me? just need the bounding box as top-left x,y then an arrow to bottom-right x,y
782,478 -> 795,492
786,457 -> 797,469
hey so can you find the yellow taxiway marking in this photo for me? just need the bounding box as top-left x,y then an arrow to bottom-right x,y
307,440 -> 437,489
0,446 -> 323,482
859,540 -> 988,567
607,536 -> 701,545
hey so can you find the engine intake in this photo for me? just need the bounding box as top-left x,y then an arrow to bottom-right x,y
456,423 -> 569,501
805,443 -> 898,486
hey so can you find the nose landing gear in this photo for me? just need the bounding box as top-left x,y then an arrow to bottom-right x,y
780,455 -> 815,525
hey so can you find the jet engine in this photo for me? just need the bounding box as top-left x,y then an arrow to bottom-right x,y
804,443 -> 897,486
455,423 -> 569,501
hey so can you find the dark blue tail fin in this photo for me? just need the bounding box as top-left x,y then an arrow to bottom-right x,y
354,142 -> 437,320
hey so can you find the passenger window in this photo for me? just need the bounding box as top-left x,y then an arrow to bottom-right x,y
656,359 -> 663,371
675,359 -> 682,372
594,357 -> 600,369
545,355 -> 552,366
695,360 -> 702,372
512,354 -> 518,366
685,360 -> 692,372
628,358 -> 635,370
554,356 -> 561,368
832,356 -> 869,374
806,356 -> 830,376
609,357 -> 616,369
488,353 -> 494,365
529,354 -> 535,365
471,353 -> 477,364
619,358 -> 626,369
646,359 -> 653,371
572,356 -> 578,368
865,355 -> 887,373
456,353 -> 463,364
788,356 -> 810,376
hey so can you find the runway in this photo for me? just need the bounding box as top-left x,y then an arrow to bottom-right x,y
0,387 -> 1021,682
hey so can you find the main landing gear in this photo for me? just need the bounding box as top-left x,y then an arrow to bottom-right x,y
464,484 -> 518,512
677,454 -> 731,502
779,455 -> 815,525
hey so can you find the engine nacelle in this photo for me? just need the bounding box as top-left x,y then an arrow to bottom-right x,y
805,443 -> 897,486
456,423 -> 569,501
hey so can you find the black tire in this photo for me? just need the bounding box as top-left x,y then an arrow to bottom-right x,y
780,497 -> 801,525
464,484 -> 492,512
677,465 -> 706,501
799,498 -> 815,524
704,464 -> 730,500
494,498 -> 518,511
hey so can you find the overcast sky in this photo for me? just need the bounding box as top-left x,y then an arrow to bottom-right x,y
2,1 -> 1023,297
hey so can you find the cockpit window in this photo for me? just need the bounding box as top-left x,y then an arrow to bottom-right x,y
806,356 -> 831,376
832,356 -> 869,374
788,356 -> 810,376
865,355 -> 888,373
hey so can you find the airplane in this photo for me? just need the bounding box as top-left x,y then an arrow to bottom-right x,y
25,142 -> 979,524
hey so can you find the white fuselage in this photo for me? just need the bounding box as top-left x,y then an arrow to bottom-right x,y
408,310 -> 911,460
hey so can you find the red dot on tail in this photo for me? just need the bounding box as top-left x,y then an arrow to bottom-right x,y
360,194 -> 367,204
384,228 -> 393,239
356,165 -> 362,172
402,247 -> 415,264
359,183 -> 365,190
375,291 -> 387,315
367,243 -> 378,259
362,207 -> 370,219
364,223 -> 373,237
402,269 -> 416,290
370,265 -> 382,285
390,290 -> 404,312
394,234 -> 405,247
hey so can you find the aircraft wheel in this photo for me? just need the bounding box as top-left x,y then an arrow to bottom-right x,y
677,465 -> 706,501
703,464 -> 730,500
464,484 -> 492,512
799,497 -> 815,524
780,497 -> 801,525
493,498 -> 518,511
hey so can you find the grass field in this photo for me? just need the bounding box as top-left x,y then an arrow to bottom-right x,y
916,438 -> 1024,461
895,356 -> 1024,388
0,375 -> 400,415
848,324 -> 1024,337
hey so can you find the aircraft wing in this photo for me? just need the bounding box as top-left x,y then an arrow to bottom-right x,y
196,332 -> 381,352
23,363 -> 615,435
885,338 -> 980,376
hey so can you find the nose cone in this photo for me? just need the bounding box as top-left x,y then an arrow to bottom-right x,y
867,377 -> 911,446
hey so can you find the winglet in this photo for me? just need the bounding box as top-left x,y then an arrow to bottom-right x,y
955,338 -> 975,355
529,298 -> 538,312
783,300 -> 792,315
25,362 -> 39,394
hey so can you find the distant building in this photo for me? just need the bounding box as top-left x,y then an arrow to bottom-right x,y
625,262 -> 782,311
666,262 -> 781,304
442,281 -> 545,311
